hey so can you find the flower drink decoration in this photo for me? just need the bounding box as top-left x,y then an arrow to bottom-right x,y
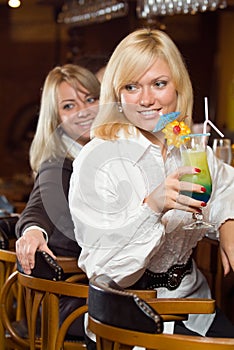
162,119 -> 191,148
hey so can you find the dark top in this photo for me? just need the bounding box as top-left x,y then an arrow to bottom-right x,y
16,157 -> 81,257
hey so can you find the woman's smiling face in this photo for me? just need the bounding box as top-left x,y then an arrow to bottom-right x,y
119,57 -> 178,132
58,81 -> 99,145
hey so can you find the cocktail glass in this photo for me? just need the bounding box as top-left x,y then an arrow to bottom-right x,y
180,133 -> 214,230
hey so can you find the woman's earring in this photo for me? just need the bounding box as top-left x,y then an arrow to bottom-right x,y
118,102 -> 123,113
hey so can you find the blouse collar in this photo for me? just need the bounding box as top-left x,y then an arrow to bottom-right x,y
61,132 -> 83,159
116,125 -> 165,163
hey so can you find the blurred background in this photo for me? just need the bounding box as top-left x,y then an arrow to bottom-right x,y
0,0 -> 234,202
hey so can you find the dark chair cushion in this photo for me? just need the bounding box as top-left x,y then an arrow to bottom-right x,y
17,250 -> 65,281
88,274 -> 163,334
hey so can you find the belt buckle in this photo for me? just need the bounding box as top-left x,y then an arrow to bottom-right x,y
167,265 -> 183,290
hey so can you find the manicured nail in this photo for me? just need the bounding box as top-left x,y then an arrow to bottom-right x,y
201,187 -> 206,192
194,168 -> 201,173
201,202 -> 207,207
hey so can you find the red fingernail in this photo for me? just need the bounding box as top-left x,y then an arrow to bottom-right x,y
194,168 -> 201,173
201,187 -> 206,192
201,202 -> 206,207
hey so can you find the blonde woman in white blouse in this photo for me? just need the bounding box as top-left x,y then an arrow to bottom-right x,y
69,29 -> 234,339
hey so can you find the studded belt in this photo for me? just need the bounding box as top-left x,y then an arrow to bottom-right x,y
130,257 -> 193,291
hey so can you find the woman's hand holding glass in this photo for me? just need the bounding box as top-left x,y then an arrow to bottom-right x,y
144,166 -> 208,215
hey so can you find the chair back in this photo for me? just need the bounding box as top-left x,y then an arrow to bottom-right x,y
1,247 -> 88,350
88,274 -> 163,334
0,271 -> 29,349
0,215 -> 23,349
0,249 -> 18,348
1,270 -> 89,350
0,249 -> 17,287
88,274 -> 228,350
88,315 -> 234,350
18,272 -> 88,350
88,274 -> 215,323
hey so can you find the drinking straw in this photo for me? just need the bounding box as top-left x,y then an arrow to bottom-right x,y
203,97 -> 224,137
203,97 -> 209,134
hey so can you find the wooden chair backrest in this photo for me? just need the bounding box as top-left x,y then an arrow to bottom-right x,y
18,272 -> 89,350
87,274 -> 221,350
147,297 -> 215,321
0,248 -> 16,288
0,248 -> 90,350
56,273 -> 216,350
0,269 -> 89,350
88,274 -> 215,323
0,249 -> 18,349
0,270 -> 29,349
56,256 -> 85,275
88,315 -> 234,350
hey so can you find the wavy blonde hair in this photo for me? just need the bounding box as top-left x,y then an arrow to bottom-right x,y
30,64 -> 100,174
92,28 -> 193,140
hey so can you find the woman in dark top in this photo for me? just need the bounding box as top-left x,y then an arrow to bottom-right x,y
15,64 -> 100,338
17,157 -> 79,257
16,63 -> 100,270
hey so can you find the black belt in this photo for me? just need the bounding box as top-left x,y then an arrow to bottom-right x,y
130,257 -> 193,291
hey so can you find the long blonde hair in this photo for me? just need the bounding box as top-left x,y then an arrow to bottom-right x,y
92,28 -> 193,140
30,64 -> 100,174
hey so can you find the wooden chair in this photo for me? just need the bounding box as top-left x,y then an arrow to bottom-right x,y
0,270 -> 89,350
55,274 -> 216,350
88,316 -> 234,350
55,280 -> 158,350
0,251 -> 88,350
0,249 -> 18,349
87,274 -> 234,350
0,214 -> 88,349
0,269 -> 216,350
88,274 -> 215,323
0,271 -> 29,350
0,249 -> 17,290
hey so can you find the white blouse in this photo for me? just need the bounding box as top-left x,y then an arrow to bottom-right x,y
69,126 -> 234,335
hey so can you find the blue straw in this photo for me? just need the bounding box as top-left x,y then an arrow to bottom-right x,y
180,133 -> 211,139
